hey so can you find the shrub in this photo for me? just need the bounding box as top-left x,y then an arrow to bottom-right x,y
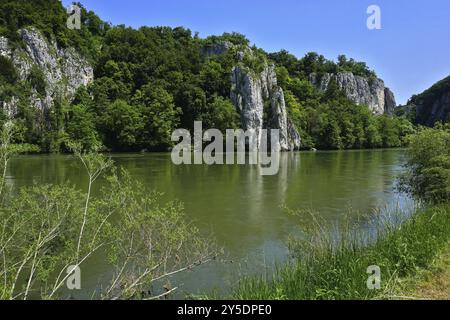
400,124 -> 450,203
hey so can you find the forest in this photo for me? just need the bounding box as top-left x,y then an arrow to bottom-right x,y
0,0 -> 414,152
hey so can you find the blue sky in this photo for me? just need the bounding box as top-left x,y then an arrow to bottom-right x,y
62,0 -> 450,104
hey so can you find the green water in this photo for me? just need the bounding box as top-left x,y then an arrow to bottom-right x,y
7,149 -> 413,297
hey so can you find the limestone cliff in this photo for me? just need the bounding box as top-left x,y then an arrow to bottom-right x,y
201,42 -> 301,151
309,72 -> 396,115
0,27 -> 93,116
201,41 -> 234,57
231,63 -> 301,151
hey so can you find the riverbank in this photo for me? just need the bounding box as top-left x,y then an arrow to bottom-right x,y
231,203 -> 450,300
395,242 -> 450,300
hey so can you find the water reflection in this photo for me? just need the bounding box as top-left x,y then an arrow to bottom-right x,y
6,149 -> 413,297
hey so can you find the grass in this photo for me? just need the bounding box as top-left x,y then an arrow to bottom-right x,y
231,204 -> 450,300
393,242 -> 450,300
414,245 -> 450,299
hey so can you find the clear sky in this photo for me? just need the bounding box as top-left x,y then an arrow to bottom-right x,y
62,0 -> 450,105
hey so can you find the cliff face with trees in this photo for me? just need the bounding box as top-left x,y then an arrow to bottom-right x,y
0,27 -> 93,133
227,47 -> 301,151
309,72 -> 396,115
397,76 -> 450,127
0,0 -> 413,152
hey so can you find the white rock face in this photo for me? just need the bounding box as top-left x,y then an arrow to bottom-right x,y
0,36 -> 11,56
268,88 -> 289,151
287,118 -> 301,150
203,42 -> 301,150
384,88 -> 396,115
202,41 -> 233,57
1,27 -> 93,116
59,46 -> 94,97
309,72 -> 396,115
231,63 -> 301,151
231,66 -> 265,148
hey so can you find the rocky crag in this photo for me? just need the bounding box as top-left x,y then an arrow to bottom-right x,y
205,42 -> 301,151
309,72 -> 396,115
403,75 -> 450,126
414,91 -> 450,126
231,63 -> 301,151
0,27 -> 93,116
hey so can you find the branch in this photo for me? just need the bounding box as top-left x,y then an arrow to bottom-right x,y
144,287 -> 178,300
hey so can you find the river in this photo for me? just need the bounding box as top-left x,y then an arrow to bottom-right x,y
7,149 -> 413,298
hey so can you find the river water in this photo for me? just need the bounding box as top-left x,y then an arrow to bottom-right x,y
7,149 -> 413,298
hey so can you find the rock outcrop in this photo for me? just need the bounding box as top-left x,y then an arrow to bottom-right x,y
231,66 -> 265,148
201,41 -> 234,57
412,91 -> 450,127
0,27 -> 93,116
0,37 -> 10,56
309,72 -> 396,115
413,91 -> 450,126
403,76 -> 450,126
231,63 -> 301,151
203,41 -> 301,151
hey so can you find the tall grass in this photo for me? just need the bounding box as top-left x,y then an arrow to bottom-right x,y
233,204 -> 450,300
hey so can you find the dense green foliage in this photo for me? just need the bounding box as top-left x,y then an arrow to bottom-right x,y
269,51 -> 377,80
0,0 -> 413,152
0,0 -> 246,151
400,124 -> 450,203
275,62 -> 413,150
407,76 -> 450,126
0,0 -> 107,58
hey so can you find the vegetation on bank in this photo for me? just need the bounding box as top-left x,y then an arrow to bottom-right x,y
397,243 -> 450,299
0,122 -> 217,300
1,0 -> 414,153
399,123 -> 450,203
233,204 -> 450,300
232,125 -> 450,300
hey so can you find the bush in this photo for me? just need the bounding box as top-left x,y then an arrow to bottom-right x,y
0,56 -> 17,85
400,124 -> 450,203
0,123 -> 216,300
